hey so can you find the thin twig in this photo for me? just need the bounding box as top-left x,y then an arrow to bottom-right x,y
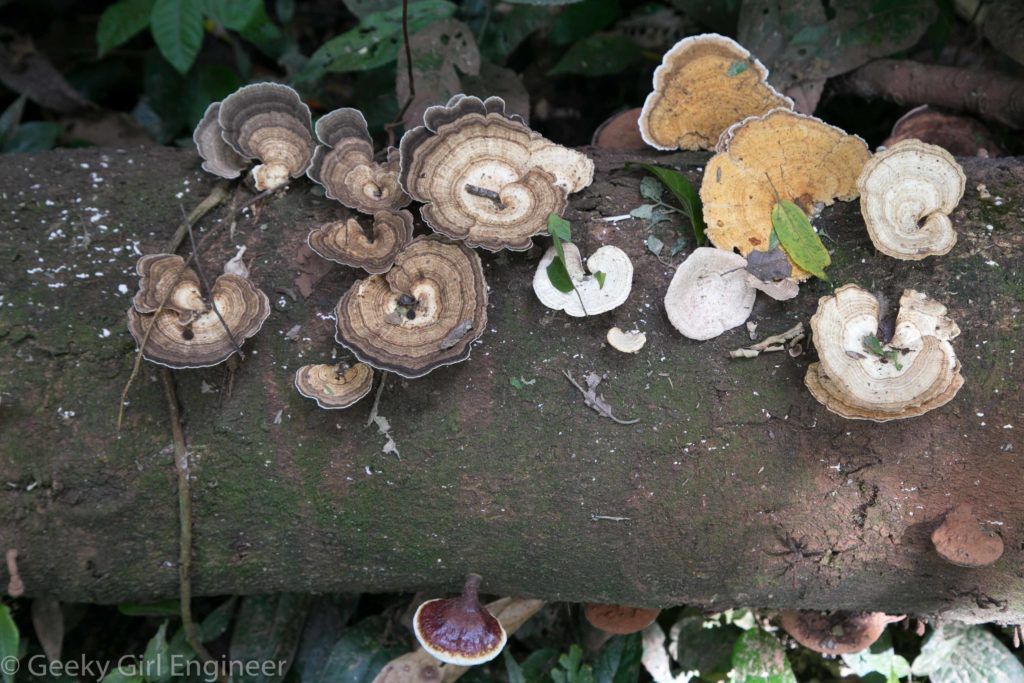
166,183 -> 231,254
465,184 -> 505,209
186,222 -> 242,357
384,0 -> 414,147
366,372 -> 388,427
162,369 -> 223,682
562,370 -> 639,425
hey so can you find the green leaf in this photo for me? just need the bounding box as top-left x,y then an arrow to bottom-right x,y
549,0 -> 621,46
638,176 -> 663,202
142,621 -> 172,683
594,271 -> 607,289
547,258 -> 575,294
509,377 -> 525,390
841,631 -> 910,682
340,0 -> 401,18
204,0 -> 261,30
505,0 -> 582,4
199,597 -> 238,642
102,668 -> 145,683
911,624 -> 1024,683
726,59 -> 749,76
670,615 -> 739,675
731,629 -> 797,683
0,605 -> 18,683
505,649 -> 527,683
118,599 -> 181,617
552,645 -> 595,683
594,634 -> 642,683
1,121 -> 60,153
645,235 -> 663,256
481,5 -> 551,63
150,0 -> 205,74
547,212 -> 571,265
0,94 -> 25,145
627,163 -> 706,245
770,199 -> 830,280
317,616 -> 404,683
295,1 -> 456,81
97,0 -> 156,56
229,594 -> 311,683
548,33 -> 642,76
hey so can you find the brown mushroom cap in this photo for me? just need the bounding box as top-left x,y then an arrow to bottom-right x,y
779,610 -> 902,655
931,505 -> 1004,568
399,94 -> 594,251
294,363 -> 374,409
805,284 -> 963,422
639,34 -> 793,151
414,573 -> 507,666
592,108 -> 646,151
334,235 -> 488,378
218,82 -> 315,191
127,270 -> 271,369
307,209 -> 415,275
701,109 -> 870,280
132,254 -> 205,324
884,105 -> 1002,157
307,108 -> 410,213
584,604 -> 660,635
858,139 -> 966,261
193,102 -> 248,180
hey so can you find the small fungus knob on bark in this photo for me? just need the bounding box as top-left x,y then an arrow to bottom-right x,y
779,610 -> 903,655
931,505 -> 1004,568
294,363 -> 374,410
216,82 -> 315,191
413,574 -> 507,666
858,139 -> 966,260
638,33 -> 793,151
533,243 -> 632,317
306,108 -> 410,214
584,603 -> 660,634
307,210 -> 415,275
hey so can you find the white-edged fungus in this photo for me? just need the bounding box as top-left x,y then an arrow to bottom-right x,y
606,327 -> 646,353
307,209 -> 415,275
413,574 -> 507,666
533,243 -> 632,317
293,363 -> 374,410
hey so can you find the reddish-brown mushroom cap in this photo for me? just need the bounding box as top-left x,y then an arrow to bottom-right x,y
584,604 -> 660,635
413,574 -> 507,666
931,505 -> 1004,568
779,610 -> 903,655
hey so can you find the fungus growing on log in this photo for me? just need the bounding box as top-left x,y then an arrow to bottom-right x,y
193,102 -> 247,180
413,573 -> 507,665
931,505 -> 1004,568
883,105 -> 1003,157
334,235 -> 487,378
307,209 -> 415,274
306,108 -> 410,214
217,82 -> 315,191
127,255 -> 270,369
858,139 -> 966,260
399,94 -> 594,251
606,327 -> 646,353
584,603 -> 660,634
293,363 -> 374,410
805,284 -> 963,421
779,610 -> 903,655
701,109 -> 870,279
533,243 -> 632,317
638,34 -> 792,151
592,108 -> 646,151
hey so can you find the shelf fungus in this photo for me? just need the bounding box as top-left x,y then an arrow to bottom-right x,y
533,244 -> 632,317
307,108 -> 410,213
193,102 -> 247,180
127,254 -> 270,369
931,505 -> 1004,568
805,284 -> 964,421
584,604 -> 660,635
307,209 -> 415,274
779,611 -> 903,655
701,109 -> 870,279
293,363 -> 374,410
216,82 -> 315,191
334,235 -> 487,378
413,574 -> 507,665
606,327 -> 646,353
858,139 -> 966,260
638,34 -> 793,151
663,248 -> 797,341
399,94 -> 594,251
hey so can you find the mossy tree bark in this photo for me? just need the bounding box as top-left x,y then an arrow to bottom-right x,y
0,147 -> 1021,623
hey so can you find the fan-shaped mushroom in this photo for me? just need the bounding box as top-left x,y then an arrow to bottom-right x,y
217,82 -> 315,191
606,327 -> 646,353
533,243 -> 632,317
701,109 -> 870,279
127,255 -> 270,369
294,363 -> 374,409
931,505 -> 1004,568
307,108 -> 410,213
307,209 -> 415,275
779,610 -> 903,655
193,102 -> 248,180
584,604 -> 660,635
805,284 -> 964,421
858,139 -> 966,260
639,34 -> 793,151
399,94 -> 594,251
334,235 -> 488,378
413,573 -> 507,666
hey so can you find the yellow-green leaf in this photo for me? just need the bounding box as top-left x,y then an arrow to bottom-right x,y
771,200 -> 830,280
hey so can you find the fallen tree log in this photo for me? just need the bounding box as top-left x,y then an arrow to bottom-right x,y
0,145 -> 1021,624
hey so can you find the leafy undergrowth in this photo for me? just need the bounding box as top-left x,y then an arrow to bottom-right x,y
2,596 -> 1022,683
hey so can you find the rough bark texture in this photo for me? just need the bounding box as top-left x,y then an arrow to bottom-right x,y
0,146 -> 1022,624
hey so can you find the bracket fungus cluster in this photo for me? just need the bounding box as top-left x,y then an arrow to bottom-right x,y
293,363 -> 374,410
400,95 -> 594,251
931,505 -> 1004,568
413,574 -> 507,666
639,34 -> 793,151
779,610 -> 903,655
197,83 -> 315,191
805,284 -> 963,421
127,254 -> 270,369
533,244 -> 633,317
307,209 -> 415,275
858,139 -> 967,260
306,108 -> 410,214
335,236 -> 488,378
